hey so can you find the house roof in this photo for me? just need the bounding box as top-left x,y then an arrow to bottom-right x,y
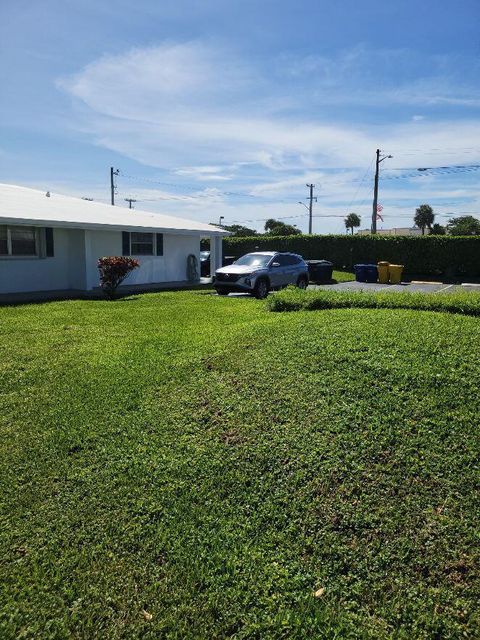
0,183 -> 229,236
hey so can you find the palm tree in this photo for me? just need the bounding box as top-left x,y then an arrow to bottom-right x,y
344,212 -> 361,235
414,204 -> 435,235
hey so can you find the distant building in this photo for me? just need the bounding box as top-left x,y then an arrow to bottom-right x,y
357,227 -> 422,236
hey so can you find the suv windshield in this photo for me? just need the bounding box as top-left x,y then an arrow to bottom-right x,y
234,253 -> 273,268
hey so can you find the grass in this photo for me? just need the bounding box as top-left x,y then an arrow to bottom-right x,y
332,269 -> 355,283
267,286 -> 480,316
0,290 -> 479,639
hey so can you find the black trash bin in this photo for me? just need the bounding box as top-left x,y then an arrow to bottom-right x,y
307,260 -> 334,283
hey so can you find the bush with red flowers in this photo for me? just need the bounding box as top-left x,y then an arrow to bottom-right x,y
97,256 -> 140,299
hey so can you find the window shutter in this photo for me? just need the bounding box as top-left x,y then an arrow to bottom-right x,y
156,233 -> 164,256
45,227 -> 54,257
122,231 -> 130,255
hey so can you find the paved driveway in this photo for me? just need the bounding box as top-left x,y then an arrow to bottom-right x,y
309,281 -> 480,294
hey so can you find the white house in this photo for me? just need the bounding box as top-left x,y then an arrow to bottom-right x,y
0,183 -> 228,298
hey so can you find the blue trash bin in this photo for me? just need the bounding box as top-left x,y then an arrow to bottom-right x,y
354,264 -> 367,282
365,264 -> 378,283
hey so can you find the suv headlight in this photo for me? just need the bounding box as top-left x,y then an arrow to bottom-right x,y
243,272 -> 258,287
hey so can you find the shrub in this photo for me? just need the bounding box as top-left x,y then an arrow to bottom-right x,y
266,286 -> 480,317
224,235 -> 480,277
98,256 -> 140,299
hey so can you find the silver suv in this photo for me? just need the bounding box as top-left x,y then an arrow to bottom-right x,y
214,251 -> 309,298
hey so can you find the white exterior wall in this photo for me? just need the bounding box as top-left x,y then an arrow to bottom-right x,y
128,233 -> 200,285
0,228 -> 73,294
84,230 -> 200,289
0,226 -> 203,294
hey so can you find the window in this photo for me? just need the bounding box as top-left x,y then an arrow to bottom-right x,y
276,254 -> 300,266
234,253 -> 272,267
276,254 -> 291,266
0,225 -> 38,257
131,232 -> 154,255
122,232 -> 163,256
0,226 -> 7,255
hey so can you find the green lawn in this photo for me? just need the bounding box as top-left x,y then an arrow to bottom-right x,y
332,269 -> 355,283
0,291 -> 479,639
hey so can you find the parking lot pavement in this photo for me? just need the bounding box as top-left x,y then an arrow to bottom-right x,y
308,281 -> 480,294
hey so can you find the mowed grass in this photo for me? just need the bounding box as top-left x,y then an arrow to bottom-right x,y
332,269 -> 355,283
0,291 -> 479,639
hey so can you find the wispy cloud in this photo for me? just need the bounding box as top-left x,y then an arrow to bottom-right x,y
58,41 -> 480,169
56,41 -> 480,231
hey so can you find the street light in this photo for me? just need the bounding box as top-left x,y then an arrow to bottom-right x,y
371,150 -> 393,234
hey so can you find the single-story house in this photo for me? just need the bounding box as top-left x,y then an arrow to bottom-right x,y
0,183 -> 229,298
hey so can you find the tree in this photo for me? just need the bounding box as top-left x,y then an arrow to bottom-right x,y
97,256 -> 140,299
264,218 -> 301,236
223,224 -> 257,237
414,204 -> 435,235
344,212 -> 361,235
447,215 -> 480,236
430,223 -> 446,235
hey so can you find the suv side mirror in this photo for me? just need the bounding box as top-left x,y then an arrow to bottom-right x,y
271,262 -> 280,267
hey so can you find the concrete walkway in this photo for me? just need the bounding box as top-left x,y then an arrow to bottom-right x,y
308,281 -> 480,294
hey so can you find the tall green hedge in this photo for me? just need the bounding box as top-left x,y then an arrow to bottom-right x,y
223,235 -> 480,276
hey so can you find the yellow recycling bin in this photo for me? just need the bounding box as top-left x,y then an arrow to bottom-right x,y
377,261 -> 390,284
389,264 -> 404,284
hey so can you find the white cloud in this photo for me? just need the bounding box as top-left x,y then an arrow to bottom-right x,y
56,42 -> 480,231
58,42 -> 480,170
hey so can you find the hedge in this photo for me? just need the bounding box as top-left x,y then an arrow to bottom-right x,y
223,235 -> 480,277
267,287 -> 480,317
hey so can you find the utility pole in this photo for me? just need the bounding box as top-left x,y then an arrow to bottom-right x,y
110,167 -> 120,206
306,184 -> 317,234
371,150 -> 392,234
125,198 -> 137,209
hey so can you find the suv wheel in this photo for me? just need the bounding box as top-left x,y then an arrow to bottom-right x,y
215,289 -> 229,296
253,278 -> 269,299
296,276 -> 308,290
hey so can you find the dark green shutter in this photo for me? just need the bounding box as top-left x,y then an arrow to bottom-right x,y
122,232 -> 130,255
156,233 -> 163,256
45,228 -> 54,257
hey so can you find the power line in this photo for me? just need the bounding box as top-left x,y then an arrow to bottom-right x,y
345,156 -> 375,214
119,172 -> 260,199
115,163 -> 480,203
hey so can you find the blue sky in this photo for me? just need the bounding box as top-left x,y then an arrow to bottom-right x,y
1,0 -> 479,233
